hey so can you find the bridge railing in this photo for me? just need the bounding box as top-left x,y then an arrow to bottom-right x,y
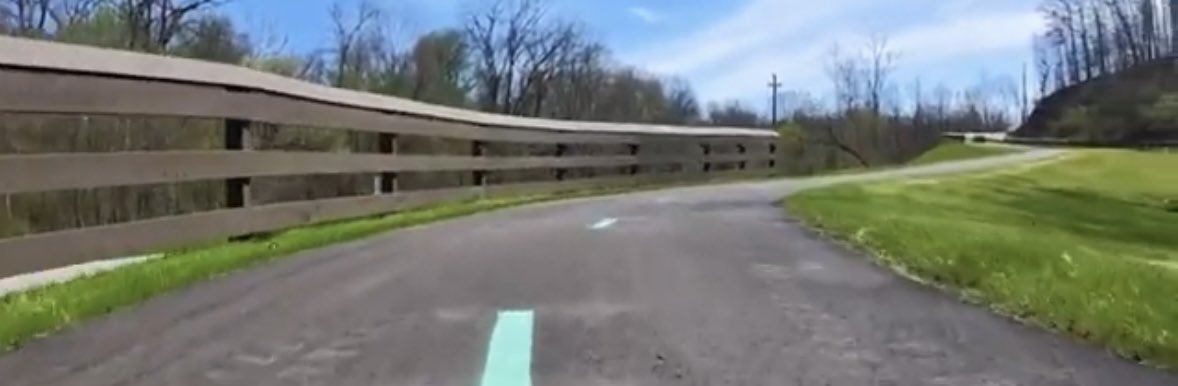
0,36 -> 778,277
944,132 -> 1177,148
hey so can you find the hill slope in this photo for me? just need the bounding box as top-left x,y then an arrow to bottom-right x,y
1017,58 -> 1178,144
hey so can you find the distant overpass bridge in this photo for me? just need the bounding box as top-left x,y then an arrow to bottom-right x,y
945,130 -> 1178,148
943,131 -> 1010,143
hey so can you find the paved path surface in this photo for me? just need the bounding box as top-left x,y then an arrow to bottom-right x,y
3,149 -> 1175,385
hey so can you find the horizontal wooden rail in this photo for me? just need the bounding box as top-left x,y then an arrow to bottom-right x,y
0,186 -> 480,277
0,68 -> 641,145
0,152 -> 773,194
0,152 -> 629,194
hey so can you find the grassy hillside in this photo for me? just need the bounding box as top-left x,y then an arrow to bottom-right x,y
787,150 -> 1178,368
908,141 -> 1020,165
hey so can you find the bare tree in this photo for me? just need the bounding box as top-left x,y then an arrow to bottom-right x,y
1078,4 -> 1093,80
1093,4 -> 1109,75
930,83 -> 953,129
778,90 -> 822,119
517,20 -> 579,116
549,41 -> 607,119
907,77 -> 924,123
820,37 -> 897,167
824,43 -> 864,114
0,0 -> 103,36
864,34 -> 898,117
996,75 -> 1023,128
115,0 -> 227,52
328,0 -> 384,89
57,0 -> 103,25
1032,33 -> 1056,100
465,0 -> 541,114
0,0 -> 54,35
663,78 -> 701,124
464,0 -> 585,116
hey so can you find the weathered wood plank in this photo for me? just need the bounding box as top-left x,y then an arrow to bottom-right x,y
0,187 -> 481,277
0,68 -> 639,144
0,173 -> 678,277
0,152 -> 660,194
0,150 -> 774,194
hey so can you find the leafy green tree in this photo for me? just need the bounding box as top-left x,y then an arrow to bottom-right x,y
405,28 -> 469,107
54,4 -> 127,48
172,14 -> 252,64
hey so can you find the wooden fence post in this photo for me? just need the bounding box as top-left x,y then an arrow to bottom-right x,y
555,143 -> 568,181
737,143 -> 748,170
628,143 -> 640,175
768,142 -> 778,169
701,143 -> 713,173
224,118 -> 251,209
378,133 -> 398,194
224,118 -> 251,241
472,140 -> 487,189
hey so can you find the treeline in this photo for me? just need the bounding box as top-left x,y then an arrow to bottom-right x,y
1019,0 -> 1178,142
773,37 -> 1021,172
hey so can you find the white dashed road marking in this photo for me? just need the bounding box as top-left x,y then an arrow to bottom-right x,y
588,218 -> 619,230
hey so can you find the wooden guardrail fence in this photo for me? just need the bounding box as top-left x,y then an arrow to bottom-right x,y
0,36 -> 778,278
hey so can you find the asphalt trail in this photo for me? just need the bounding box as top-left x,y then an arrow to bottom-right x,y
3,149 -> 1174,385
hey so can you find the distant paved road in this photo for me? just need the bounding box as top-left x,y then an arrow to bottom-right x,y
3,149 -> 1174,385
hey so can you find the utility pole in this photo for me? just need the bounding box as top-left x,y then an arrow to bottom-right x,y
1021,61 -> 1029,125
768,73 -> 782,127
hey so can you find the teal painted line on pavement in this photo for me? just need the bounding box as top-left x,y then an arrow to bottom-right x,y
479,310 -> 534,386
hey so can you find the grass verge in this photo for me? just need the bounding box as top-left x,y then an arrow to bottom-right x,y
0,194 -> 552,351
0,172 -> 772,351
814,141 -> 1025,177
786,150 -> 1178,369
909,141 -> 1021,165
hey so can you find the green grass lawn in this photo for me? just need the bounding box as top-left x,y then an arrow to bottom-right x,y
816,141 -> 1023,177
908,141 -> 1021,165
787,150 -> 1178,369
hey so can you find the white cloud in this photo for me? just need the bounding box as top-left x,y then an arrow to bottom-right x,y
890,12 -> 1045,64
624,0 -> 871,75
628,7 -> 664,24
623,0 -> 1044,105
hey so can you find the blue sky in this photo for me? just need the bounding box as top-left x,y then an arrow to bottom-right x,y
224,0 -> 1044,112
